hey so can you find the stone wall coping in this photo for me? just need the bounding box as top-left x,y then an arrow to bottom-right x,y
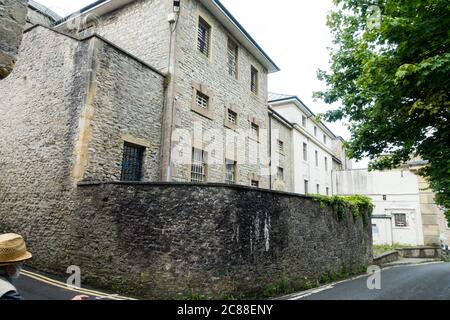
373,250 -> 400,261
24,24 -> 167,78
400,246 -> 441,251
77,181 -> 317,200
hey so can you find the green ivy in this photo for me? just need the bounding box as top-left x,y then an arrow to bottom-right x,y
312,194 -> 374,226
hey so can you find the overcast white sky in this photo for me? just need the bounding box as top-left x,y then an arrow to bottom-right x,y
35,0 -> 368,167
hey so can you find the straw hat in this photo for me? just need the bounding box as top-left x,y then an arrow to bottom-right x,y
0,234 -> 32,266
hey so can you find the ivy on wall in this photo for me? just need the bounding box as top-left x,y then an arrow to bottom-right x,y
312,195 -> 374,226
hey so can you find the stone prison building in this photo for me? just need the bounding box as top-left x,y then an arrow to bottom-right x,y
0,0 -> 372,298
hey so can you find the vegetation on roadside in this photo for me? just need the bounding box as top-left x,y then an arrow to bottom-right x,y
262,265 -> 368,299
185,265 -> 369,300
373,243 -> 413,256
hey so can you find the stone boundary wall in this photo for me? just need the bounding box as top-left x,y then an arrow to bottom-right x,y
0,0 -> 28,79
64,182 -> 372,299
373,251 -> 401,266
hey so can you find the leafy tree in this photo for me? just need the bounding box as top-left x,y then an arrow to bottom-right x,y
315,0 -> 450,224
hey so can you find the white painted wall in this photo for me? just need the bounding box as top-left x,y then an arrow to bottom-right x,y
271,102 -> 334,196
372,217 -> 393,246
334,169 -> 425,246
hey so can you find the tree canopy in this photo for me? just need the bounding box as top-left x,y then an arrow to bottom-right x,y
315,0 -> 450,223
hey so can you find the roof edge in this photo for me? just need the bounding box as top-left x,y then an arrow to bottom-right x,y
269,95 -> 338,139
54,0 -> 280,73
211,0 -> 280,73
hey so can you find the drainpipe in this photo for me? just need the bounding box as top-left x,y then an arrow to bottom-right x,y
161,1 -> 180,182
331,169 -> 334,195
269,110 -> 272,190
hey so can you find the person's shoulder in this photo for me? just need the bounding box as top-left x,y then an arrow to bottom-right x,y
1,290 -> 24,300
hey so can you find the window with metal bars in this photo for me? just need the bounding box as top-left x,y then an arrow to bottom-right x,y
277,139 -> 284,153
251,66 -> 258,93
196,91 -> 209,109
251,122 -> 259,140
198,17 -> 211,57
191,148 -> 207,182
227,109 -> 237,124
225,159 -> 236,184
277,167 -> 284,180
394,214 -> 407,227
227,38 -> 238,78
120,142 -> 145,181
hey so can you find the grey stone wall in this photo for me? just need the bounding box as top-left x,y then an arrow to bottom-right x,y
79,37 -> 165,182
25,6 -> 55,30
0,25 -> 166,271
0,0 -> 28,79
87,0 -> 272,187
95,0 -> 171,72
61,182 -> 371,299
172,0 -> 270,187
0,26 -> 87,268
0,177 -> 372,299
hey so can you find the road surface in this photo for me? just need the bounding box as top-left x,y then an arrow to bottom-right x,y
14,263 -> 450,300
14,268 -> 135,300
288,262 -> 450,300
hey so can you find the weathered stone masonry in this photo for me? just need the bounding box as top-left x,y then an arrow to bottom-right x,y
0,3 -> 372,299
0,25 -> 165,270
0,0 -> 28,79
68,183 -> 371,299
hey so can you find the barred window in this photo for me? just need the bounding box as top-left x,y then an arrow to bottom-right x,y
278,140 -> 284,153
251,122 -> 259,140
225,159 -> 236,184
121,142 -> 145,181
198,17 -> 211,56
251,180 -> 259,188
394,214 -> 407,227
251,66 -> 258,93
191,148 -> 207,182
227,109 -> 237,124
196,91 -> 209,109
227,38 -> 238,78
277,167 -> 284,180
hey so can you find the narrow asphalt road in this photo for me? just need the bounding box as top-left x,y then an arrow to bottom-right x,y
290,262 -> 450,300
14,268 -> 135,300
14,263 -> 450,300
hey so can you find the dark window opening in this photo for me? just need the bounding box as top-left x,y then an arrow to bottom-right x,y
198,17 -> 211,56
121,143 -> 145,181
